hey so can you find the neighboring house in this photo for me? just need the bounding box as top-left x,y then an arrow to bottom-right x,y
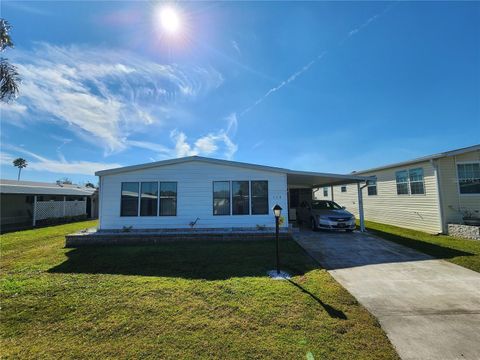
318,145 -> 480,234
95,156 -> 367,231
0,179 -> 98,233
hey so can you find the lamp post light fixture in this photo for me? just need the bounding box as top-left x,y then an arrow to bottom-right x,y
273,204 -> 282,275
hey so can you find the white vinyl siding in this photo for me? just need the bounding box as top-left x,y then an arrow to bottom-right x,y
323,160 -> 442,233
99,161 -> 288,230
437,151 -> 480,225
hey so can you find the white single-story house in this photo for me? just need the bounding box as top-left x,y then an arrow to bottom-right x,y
0,179 -> 97,233
95,156 -> 368,232
318,144 -> 480,234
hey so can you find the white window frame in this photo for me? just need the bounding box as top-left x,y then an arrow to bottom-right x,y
456,161 -> 480,196
395,170 -> 410,195
367,177 -> 377,196
395,168 -> 426,196
408,168 -> 425,196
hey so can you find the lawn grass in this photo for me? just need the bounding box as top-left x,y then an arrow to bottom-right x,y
364,220 -> 480,273
1,221 -> 398,359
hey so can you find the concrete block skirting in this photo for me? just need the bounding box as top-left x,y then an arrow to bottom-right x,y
65,229 -> 291,247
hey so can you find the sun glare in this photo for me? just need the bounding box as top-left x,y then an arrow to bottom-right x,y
159,6 -> 180,34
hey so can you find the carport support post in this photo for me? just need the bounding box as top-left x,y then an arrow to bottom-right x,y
357,182 -> 365,232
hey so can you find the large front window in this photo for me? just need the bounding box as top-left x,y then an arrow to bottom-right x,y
213,181 -> 230,215
232,181 -> 249,215
160,182 -> 177,216
251,181 -> 268,215
121,182 -> 139,216
458,163 -> 480,194
140,182 -> 158,216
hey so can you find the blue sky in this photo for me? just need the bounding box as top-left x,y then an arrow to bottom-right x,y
1,1 -> 479,184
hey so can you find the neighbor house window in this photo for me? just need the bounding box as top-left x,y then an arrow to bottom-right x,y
159,182 -> 177,216
213,181 -> 230,215
409,168 -> 425,195
323,187 -> 328,197
341,186 -> 347,193
121,182 -> 139,216
232,181 -> 250,215
457,163 -> 480,194
251,181 -> 268,215
396,170 -> 409,195
140,182 -> 158,216
367,178 -> 377,196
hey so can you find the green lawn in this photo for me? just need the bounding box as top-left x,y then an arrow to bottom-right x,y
1,221 -> 398,359
364,220 -> 480,273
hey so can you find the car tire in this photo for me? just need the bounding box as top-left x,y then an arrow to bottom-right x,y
311,218 -> 317,231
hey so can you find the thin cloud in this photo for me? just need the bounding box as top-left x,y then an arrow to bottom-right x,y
231,40 -> 241,55
7,43 -> 224,154
239,4 -> 394,117
1,146 -> 122,176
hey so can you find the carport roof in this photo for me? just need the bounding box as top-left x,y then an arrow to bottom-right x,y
0,179 -> 96,196
95,156 -> 367,187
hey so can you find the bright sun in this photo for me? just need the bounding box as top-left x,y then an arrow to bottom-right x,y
159,6 -> 180,34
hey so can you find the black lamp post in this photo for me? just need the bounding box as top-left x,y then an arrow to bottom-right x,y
273,204 -> 282,275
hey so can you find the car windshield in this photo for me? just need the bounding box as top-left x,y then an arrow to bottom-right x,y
311,201 -> 342,210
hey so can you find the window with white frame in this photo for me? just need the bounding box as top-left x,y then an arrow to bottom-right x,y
409,168 -> 425,195
341,186 -> 347,193
121,181 -> 176,217
457,162 -> 480,194
323,187 -> 328,197
367,178 -> 377,196
213,180 -> 268,215
395,170 -> 409,195
395,168 -> 425,195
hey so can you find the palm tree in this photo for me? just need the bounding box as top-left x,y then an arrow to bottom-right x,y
13,158 -> 27,180
1,18 -> 20,102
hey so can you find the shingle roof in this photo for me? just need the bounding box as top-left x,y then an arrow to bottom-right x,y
0,179 -> 97,196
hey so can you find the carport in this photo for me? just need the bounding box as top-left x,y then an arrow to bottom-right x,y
285,169 -> 369,231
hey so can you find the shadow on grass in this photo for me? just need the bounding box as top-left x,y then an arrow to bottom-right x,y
49,239 -> 319,280
287,279 -> 347,320
368,228 -> 474,260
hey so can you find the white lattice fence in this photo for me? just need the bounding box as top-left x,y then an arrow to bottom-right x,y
35,200 -> 86,220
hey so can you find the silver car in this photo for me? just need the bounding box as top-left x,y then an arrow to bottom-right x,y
297,200 -> 356,231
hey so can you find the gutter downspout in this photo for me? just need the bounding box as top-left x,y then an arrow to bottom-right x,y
431,159 -> 445,234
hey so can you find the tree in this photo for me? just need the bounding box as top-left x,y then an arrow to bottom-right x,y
0,18 -> 20,102
57,177 -> 73,185
12,158 -> 27,181
85,182 -> 95,188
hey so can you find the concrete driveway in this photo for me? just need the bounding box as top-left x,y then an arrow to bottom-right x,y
293,230 -> 480,360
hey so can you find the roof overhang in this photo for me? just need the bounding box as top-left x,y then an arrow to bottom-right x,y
286,170 -> 368,188
94,155 -> 370,187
